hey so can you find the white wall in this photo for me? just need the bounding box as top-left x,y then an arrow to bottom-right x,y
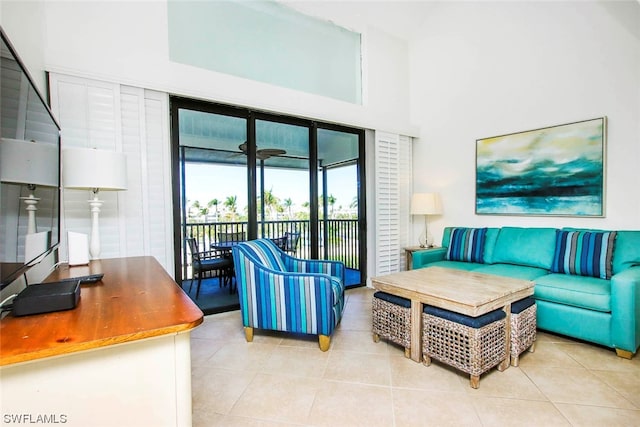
38,0 -> 416,136
0,1 -> 48,95
409,0 -> 640,244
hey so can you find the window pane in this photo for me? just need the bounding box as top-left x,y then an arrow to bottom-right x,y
168,1 -> 362,104
256,119 -> 310,258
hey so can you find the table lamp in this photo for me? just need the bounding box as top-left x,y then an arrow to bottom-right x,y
410,192 -> 443,248
0,138 -> 59,234
62,147 -> 127,259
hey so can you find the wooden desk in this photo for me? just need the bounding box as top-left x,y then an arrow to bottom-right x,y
0,256 -> 203,426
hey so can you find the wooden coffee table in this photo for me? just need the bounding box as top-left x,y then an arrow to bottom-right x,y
371,267 -> 534,368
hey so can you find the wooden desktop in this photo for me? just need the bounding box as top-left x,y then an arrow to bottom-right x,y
0,256 -> 203,426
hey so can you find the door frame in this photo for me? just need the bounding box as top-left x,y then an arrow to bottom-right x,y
170,96 -> 367,288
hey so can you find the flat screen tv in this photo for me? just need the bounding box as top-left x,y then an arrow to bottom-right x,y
0,26 -> 61,289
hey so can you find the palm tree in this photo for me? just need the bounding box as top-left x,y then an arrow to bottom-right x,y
224,196 -> 238,221
283,198 -> 293,219
327,194 -> 337,218
190,200 -> 205,221
350,196 -> 358,210
298,201 -> 310,220
263,188 -> 279,220
208,198 -> 219,221
349,196 -> 358,219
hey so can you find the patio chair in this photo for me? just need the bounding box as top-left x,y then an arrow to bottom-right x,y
232,238 -> 345,351
217,231 -> 245,243
186,237 -> 234,298
270,236 -> 287,250
284,231 -> 300,254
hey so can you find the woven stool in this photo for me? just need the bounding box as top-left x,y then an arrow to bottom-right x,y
372,291 -> 411,358
510,297 -> 537,367
422,305 -> 507,389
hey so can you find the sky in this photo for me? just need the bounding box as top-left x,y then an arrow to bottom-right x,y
185,163 -> 358,214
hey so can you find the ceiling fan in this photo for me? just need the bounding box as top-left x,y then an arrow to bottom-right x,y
238,142 -> 286,160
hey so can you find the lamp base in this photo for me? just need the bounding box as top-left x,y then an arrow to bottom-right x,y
89,194 -> 103,260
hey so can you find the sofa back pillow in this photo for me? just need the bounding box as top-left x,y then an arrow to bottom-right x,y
492,227 -> 557,270
612,231 -> 640,275
445,227 -> 488,263
441,227 -> 500,264
551,230 -> 617,279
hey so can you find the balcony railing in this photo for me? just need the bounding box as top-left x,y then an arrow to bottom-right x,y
183,219 -> 359,279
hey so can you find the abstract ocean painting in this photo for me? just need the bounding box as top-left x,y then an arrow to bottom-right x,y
476,118 -> 605,216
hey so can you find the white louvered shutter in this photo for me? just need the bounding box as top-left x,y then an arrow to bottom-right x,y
398,135 -> 412,269
375,131 -> 412,275
49,74 -> 173,274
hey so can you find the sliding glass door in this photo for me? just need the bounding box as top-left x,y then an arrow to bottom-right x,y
171,97 -> 365,312
317,128 -> 362,285
255,118 -> 310,257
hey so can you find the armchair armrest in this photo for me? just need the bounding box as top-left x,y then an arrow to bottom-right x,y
611,266 -> 640,354
412,247 -> 447,269
282,254 -> 345,283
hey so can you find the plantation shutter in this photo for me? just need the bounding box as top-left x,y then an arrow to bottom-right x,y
375,131 -> 412,275
49,73 -> 173,274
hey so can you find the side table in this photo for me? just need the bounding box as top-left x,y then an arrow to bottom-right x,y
404,246 -> 434,270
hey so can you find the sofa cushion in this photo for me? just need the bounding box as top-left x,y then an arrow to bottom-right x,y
482,228 -> 501,264
551,230 -> 617,279
511,297 -> 535,314
534,273 -> 611,313
445,227 -> 488,263
426,260 -> 484,272
474,263 -> 549,280
423,305 -> 505,328
373,291 -> 411,308
612,231 -> 640,275
492,227 -> 557,270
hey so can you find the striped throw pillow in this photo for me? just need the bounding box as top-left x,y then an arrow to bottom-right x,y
445,227 -> 488,263
551,230 -> 617,279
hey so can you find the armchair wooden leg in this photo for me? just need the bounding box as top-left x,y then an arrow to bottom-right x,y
244,327 -> 254,342
319,335 -> 331,352
615,348 -> 633,359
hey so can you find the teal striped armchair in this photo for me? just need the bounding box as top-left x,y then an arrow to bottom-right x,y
232,239 -> 345,351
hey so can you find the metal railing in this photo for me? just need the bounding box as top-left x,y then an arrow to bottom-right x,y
183,219 -> 359,278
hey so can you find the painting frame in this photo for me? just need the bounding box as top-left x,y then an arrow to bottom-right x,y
475,117 -> 606,217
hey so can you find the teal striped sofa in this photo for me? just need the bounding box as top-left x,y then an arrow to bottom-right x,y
232,239 -> 345,351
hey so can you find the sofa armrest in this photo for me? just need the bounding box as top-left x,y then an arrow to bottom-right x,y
611,266 -> 640,354
412,247 -> 447,269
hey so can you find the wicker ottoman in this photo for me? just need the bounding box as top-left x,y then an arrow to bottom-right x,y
510,297 -> 537,367
372,291 -> 411,358
422,305 -> 507,389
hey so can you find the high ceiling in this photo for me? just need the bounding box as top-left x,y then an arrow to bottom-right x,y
281,0 -> 640,43
279,0 -> 437,41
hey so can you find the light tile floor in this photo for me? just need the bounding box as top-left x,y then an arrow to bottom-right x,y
191,287 -> 640,426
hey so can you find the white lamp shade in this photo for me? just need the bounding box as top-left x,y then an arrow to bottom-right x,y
411,193 -> 443,215
63,148 -> 127,191
0,138 -> 58,186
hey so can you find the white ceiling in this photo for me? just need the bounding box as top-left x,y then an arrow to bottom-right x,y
279,0 -> 437,41
281,0 -> 640,43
